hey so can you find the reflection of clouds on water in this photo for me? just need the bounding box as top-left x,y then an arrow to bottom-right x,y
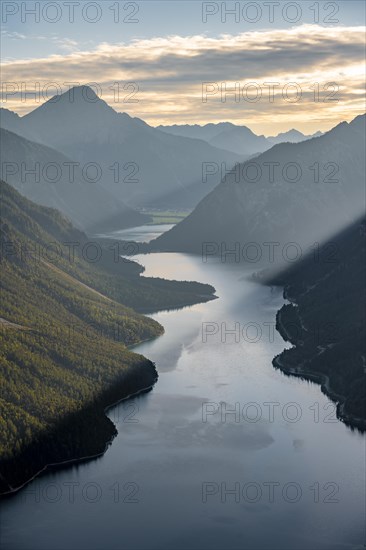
162,419 -> 274,451
147,393 -> 207,417
3,251 -> 364,550
151,342 -> 185,373
292,439 -> 304,452
97,224 -> 175,243
115,393 -> 274,463
138,308 -> 204,372
118,393 -> 274,454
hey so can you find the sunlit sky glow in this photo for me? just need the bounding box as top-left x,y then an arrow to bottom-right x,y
1,1 -> 365,134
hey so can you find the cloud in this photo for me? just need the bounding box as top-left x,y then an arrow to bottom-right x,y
55,38 -> 80,53
1,30 -> 26,40
1,24 -> 365,133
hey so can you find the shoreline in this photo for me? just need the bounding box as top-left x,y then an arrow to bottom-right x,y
0,377 -> 158,498
0,281 -> 217,496
134,293 -> 218,315
274,301 -> 366,432
0,251 -> 218,497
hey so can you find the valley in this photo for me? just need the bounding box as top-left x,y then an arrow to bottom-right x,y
0,181 -> 216,493
0,17 -> 365,546
1,234 -> 364,550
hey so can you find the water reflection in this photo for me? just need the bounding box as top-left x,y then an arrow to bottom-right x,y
1,243 -> 364,550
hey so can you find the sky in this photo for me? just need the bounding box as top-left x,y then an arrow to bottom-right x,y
1,0 -> 365,134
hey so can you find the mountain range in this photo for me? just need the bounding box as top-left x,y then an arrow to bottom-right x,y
0,87 -> 243,212
0,87 -> 324,222
151,114 -> 365,265
267,128 -> 323,145
0,127 -> 148,232
158,122 -> 322,155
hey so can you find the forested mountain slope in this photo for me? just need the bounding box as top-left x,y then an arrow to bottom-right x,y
152,114 -> 365,260
0,181 -> 215,493
269,217 -> 366,429
0,128 -> 148,232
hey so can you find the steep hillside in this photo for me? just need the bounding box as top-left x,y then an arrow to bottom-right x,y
152,114 -> 365,261
0,128 -> 148,232
0,181 -> 215,493
269,217 -> 366,429
3,87 -> 242,209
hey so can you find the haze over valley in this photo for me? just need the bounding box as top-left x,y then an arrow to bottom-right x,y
0,3 -> 365,549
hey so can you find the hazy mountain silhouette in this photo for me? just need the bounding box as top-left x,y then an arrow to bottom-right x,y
158,122 -> 269,155
158,122 -> 322,155
151,114 -> 365,263
157,122 -> 235,141
0,128 -> 148,232
268,129 -> 323,145
2,86 -> 242,209
0,108 -> 36,141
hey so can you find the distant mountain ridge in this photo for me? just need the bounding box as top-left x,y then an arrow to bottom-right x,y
1,86 -> 243,210
267,128 -> 323,145
158,122 -> 323,155
151,114 -> 365,262
0,127 -> 148,232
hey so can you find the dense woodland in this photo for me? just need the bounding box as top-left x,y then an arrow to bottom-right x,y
269,217 -> 366,430
0,180 -> 215,493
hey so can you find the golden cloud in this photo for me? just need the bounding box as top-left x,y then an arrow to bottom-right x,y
1,24 -> 365,134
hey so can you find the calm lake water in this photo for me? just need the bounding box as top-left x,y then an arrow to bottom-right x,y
1,226 -> 364,550
96,223 -> 175,243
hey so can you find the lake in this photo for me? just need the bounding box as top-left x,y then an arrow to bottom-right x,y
1,226 -> 364,550
96,224 -> 175,243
